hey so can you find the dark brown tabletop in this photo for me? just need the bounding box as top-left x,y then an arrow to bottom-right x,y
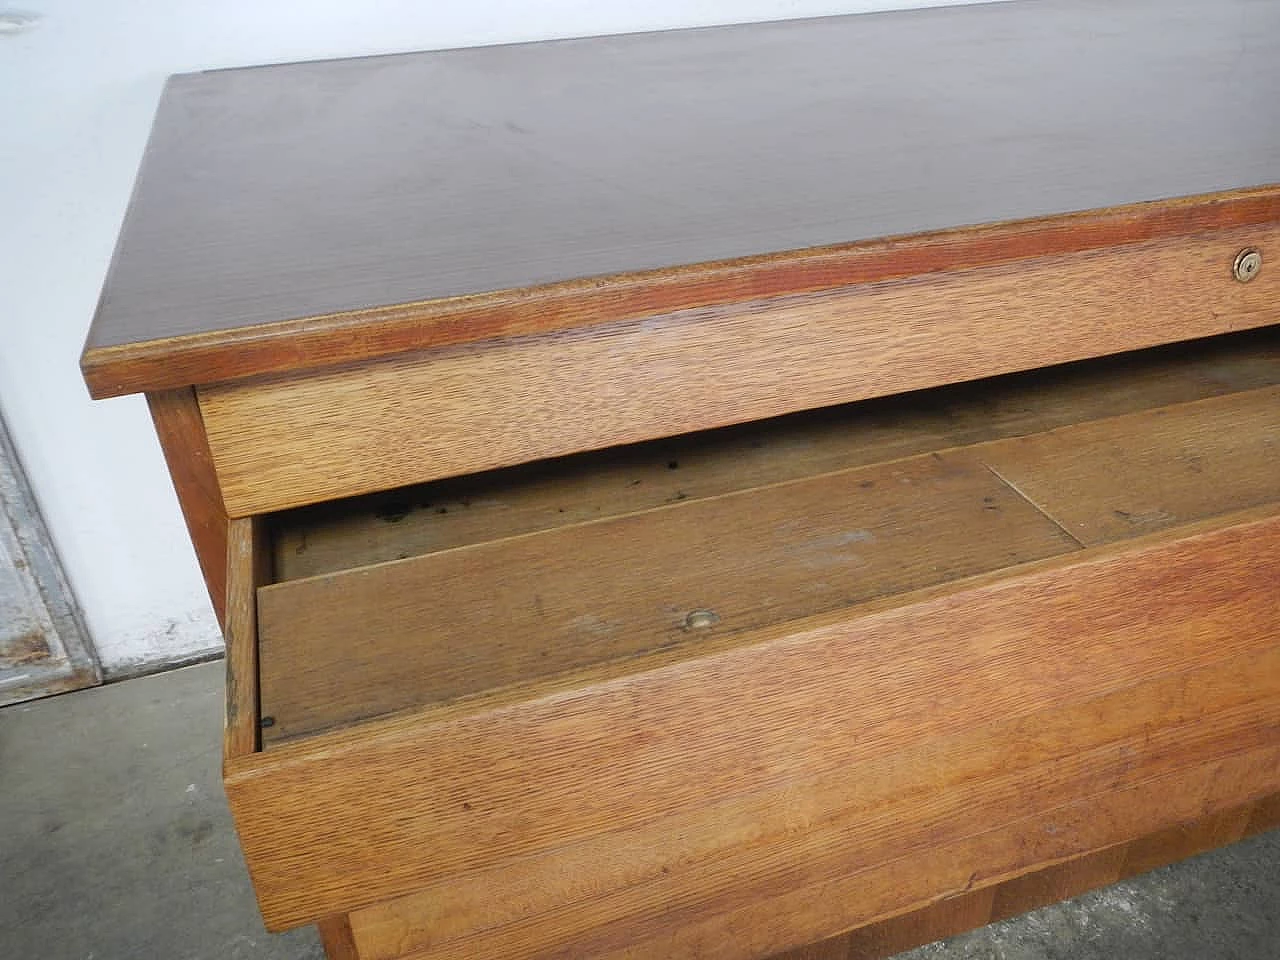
83,0 -> 1280,397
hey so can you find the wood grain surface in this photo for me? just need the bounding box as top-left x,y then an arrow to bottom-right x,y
980,387 -> 1280,545
823,888 -> 998,960
369,737 -> 1279,960
316,916 -> 360,960
1115,805 -> 1256,880
269,328 -> 1280,581
986,847 -> 1130,925
231,334 -> 1280,952
328,792 -> 1273,960
81,0 -> 1280,397
146,389 -> 228,623
200,225 -> 1280,516
257,372 -> 1280,745
223,517 -> 267,759
774,787 -> 1275,960
224,509 -> 1280,931
258,450 -> 1076,744
748,793 -> 1268,960
1246,794 -> 1280,836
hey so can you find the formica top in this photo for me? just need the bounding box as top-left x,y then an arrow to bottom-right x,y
82,0 -> 1280,397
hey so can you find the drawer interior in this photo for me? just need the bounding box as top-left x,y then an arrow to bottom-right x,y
253,328 -> 1280,749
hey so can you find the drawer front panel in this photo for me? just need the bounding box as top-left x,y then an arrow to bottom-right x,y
224,510 -> 1280,932
200,225 -> 1280,517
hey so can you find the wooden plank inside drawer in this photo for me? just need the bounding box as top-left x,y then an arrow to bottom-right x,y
258,448 -> 1077,744
979,386 -> 1280,545
199,224 -> 1280,516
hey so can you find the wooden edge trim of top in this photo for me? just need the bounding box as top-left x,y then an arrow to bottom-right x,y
83,186 -> 1280,398
224,515 -> 269,761
145,388 -> 229,625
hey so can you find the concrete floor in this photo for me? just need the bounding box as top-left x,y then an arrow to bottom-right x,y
1,662 -> 1276,960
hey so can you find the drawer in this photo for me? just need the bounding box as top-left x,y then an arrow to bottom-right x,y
221,329 -> 1280,958
199,224 -> 1280,517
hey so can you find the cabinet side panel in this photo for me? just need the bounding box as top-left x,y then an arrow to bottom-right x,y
147,388 -> 229,623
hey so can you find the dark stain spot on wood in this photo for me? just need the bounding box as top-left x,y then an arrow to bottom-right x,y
668,460 -> 680,469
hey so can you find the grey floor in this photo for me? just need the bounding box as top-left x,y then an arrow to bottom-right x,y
1,662 -> 1276,960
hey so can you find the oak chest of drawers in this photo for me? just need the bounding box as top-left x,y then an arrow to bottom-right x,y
83,2 -> 1280,957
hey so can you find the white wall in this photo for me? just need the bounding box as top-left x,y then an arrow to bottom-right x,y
0,0 -> 988,675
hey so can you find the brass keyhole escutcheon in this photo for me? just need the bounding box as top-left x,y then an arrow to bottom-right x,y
1233,248 -> 1262,283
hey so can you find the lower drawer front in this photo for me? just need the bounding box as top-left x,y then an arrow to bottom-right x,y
222,333 -> 1280,954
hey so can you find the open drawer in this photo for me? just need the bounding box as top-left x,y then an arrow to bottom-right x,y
223,328 -> 1280,959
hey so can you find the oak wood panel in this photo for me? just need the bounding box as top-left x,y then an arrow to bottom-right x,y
935,328 -> 1280,448
1116,805 -> 1255,879
316,916 -> 359,960
349,653 -> 1280,960
770,935 -> 852,960
835,889 -> 996,960
573,746 -> 1280,960
258,450 -> 1076,745
81,0 -> 1280,397
201,225 -> 1280,517
270,328 -> 1280,582
794,794 -> 1272,960
224,510 -> 1280,930
146,388 -> 228,624
979,387 -> 1280,545
987,847 -> 1128,924
223,517 -> 268,760
1244,794 -> 1280,837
